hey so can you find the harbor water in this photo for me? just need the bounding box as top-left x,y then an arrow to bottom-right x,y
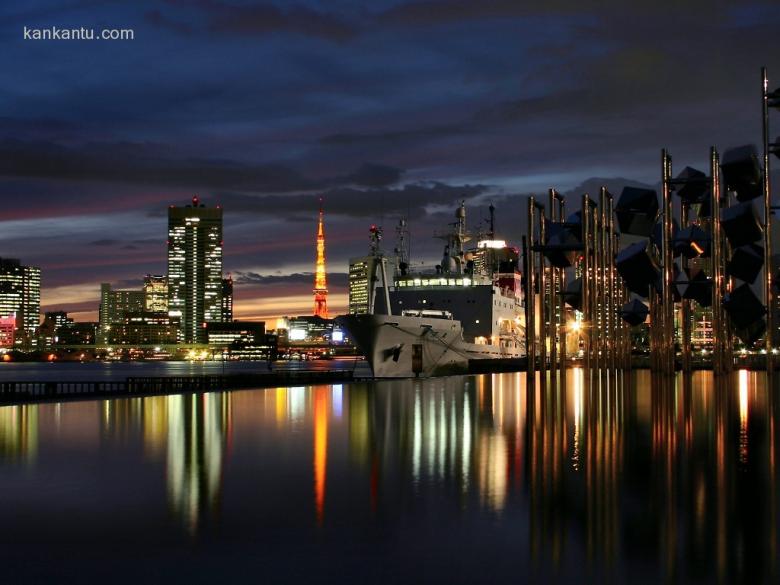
0,368 -> 777,583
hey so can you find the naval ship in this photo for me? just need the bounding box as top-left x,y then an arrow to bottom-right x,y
339,202 -> 525,377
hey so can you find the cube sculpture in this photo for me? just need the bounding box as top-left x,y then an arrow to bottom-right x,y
735,318 -> 767,345
543,223 -> 581,268
620,298 -> 649,326
675,266 -> 712,307
562,277 -> 583,312
723,283 -> 766,329
673,225 -> 710,259
721,201 -> 763,248
726,243 -> 764,284
615,187 -> 659,237
674,166 -> 709,204
616,241 -> 661,297
721,144 -> 763,202
651,217 -> 680,256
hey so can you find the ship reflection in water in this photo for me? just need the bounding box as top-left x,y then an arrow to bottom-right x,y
0,370 -> 777,583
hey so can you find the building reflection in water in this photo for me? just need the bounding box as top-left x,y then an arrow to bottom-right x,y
164,393 -> 231,534
0,368 -> 778,581
0,404 -> 38,465
313,385 -> 329,526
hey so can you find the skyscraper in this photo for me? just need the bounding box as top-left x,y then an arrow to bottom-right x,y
313,201 -> 328,318
143,274 -> 168,313
98,283 -> 145,345
168,196 -> 224,344
221,276 -> 233,322
0,258 -> 41,347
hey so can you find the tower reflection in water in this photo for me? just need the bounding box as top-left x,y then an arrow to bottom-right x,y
0,371 -> 777,582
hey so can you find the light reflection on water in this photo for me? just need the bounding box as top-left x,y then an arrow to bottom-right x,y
0,370 -> 777,583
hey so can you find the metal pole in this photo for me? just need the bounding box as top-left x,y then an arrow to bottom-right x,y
526,198 -> 536,386
582,194 -> 591,373
539,201 -> 547,392
681,201 -> 692,373
710,147 -> 723,374
661,149 -> 675,375
558,195 -> 567,384
548,188 -> 558,388
763,66 -> 774,373
606,192 -> 616,371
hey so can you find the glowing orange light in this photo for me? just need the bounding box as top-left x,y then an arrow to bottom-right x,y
313,202 -> 328,318
313,386 -> 329,525
690,241 -> 705,256
2,354 -> 10,362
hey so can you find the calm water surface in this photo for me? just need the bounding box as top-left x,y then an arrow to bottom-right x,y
0,370 -> 777,584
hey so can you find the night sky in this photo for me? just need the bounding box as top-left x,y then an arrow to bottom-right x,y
2,1 -> 779,322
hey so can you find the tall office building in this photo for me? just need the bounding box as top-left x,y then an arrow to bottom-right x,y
99,283 -> 145,345
0,258 -> 41,346
221,276 -> 233,322
144,274 -> 168,313
168,196 -> 223,344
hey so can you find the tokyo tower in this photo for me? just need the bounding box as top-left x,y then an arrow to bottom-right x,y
313,199 -> 328,318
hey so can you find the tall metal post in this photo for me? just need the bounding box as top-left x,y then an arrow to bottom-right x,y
661,149 -> 675,375
582,194 -> 591,373
710,147 -> 724,374
548,188 -> 559,388
606,192 -> 616,371
557,195 -> 567,383
763,66 -> 774,373
681,201 -> 692,373
539,201 -> 547,389
525,198 -> 536,386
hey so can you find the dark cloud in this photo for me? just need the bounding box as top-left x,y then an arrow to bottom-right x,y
0,138 -> 405,194
148,0 -> 358,42
210,181 -> 490,219
233,271 -> 348,287
88,239 -> 120,247
341,163 -> 404,187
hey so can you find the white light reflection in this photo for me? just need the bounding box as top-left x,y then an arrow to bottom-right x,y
462,391 -> 471,491
412,388 -> 422,484
572,367 -> 583,471
739,369 -> 749,465
332,385 -> 343,419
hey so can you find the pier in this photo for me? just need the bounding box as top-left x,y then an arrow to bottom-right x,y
0,369 -> 356,405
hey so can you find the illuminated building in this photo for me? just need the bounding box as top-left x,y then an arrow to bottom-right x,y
39,311 -> 73,347
98,283 -> 144,345
0,314 -> 15,347
221,276 -> 233,322
143,274 -> 168,313
348,256 -> 380,314
313,201 -> 328,318
207,321 -> 264,346
111,312 -> 178,345
0,258 -> 41,347
207,321 -> 276,360
168,196 -> 224,344
281,315 -> 347,344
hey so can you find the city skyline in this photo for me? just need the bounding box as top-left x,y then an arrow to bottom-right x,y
2,2 -> 780,322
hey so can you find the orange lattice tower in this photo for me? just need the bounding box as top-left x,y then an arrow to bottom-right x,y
313,199 -> 328,318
